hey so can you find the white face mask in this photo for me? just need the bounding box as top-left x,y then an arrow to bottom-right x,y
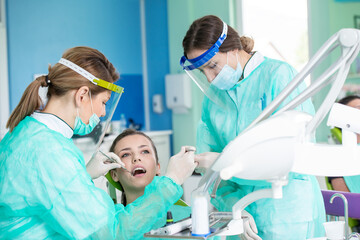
211,52 -> 243,90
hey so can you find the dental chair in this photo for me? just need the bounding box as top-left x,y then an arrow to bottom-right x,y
321,190 -> 360,239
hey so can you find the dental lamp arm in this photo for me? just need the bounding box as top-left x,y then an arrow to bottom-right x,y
243,29 -> 360,141
202,29 -> 360,199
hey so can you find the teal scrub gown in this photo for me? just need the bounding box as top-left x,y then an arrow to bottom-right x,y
344,174 -> 360,193
197,52 -> 326,239
0,116 -> 182,239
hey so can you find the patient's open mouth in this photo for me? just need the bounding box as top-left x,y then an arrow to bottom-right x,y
132,167 -> 147,176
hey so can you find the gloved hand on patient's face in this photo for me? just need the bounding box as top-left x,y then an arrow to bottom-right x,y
86,151 -> 125,179
165,146 -> 197,185
194,152 -> 220,174
240,210 -> 262,240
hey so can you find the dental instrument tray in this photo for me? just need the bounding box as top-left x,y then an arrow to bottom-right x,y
144,212 -> 245,239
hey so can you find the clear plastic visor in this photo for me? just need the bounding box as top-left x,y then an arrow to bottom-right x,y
183,58 -> 227,106
73,85 -> 123,150
94,87 -> 123,150
58,58 -> 124,149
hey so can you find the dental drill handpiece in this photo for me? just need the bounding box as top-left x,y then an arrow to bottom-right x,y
98,150 -> 133,175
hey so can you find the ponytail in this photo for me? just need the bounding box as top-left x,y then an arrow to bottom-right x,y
240,36 -> 254,54
6,75 -> 48,132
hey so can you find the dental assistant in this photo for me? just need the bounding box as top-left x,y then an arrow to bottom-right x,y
0,46 -> 197,239
180,15 -> 325,239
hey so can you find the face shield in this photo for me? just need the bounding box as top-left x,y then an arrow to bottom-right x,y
180,21 -> 228,106
58,58 -> 124,149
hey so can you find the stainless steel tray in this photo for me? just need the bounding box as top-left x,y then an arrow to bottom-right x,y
144,212 -> 245,239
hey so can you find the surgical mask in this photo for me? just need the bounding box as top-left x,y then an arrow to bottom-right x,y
211,53 -> 243,90
73,91 -> 100,135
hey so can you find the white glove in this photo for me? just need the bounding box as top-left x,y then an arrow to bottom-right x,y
86,151 -> 125,179
165,146 -> 197,185
241,210 -> 262,240
194,152 -> 220,174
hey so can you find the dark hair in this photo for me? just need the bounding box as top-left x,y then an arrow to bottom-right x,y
109,129 -> 159,162
7,46 -> 119,132
182,15 -> 254,58
109,129 -> 158,205
337,95 -> 360,106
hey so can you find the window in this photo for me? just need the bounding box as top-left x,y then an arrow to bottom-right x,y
241,0 -> 309,72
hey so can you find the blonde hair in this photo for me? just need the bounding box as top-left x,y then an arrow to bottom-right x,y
7,46 -> 119,132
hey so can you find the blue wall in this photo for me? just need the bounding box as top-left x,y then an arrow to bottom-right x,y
6,0 -> 142,108
113,74 -> 144,128
6,0 -> 172,131
145,0 -> 172,131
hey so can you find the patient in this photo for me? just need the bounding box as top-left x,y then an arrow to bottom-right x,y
106,129 -> 191,235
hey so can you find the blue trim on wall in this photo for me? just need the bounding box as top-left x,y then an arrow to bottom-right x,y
7,0 -> 142,111
6,0 -> 172,135
145,0 -> 172,131
114,74 -> 144,129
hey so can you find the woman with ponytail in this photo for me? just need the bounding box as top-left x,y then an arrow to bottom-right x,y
0,46 -> 197,239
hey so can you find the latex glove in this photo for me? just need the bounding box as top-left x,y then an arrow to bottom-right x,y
86,151 -> 125,179
165,146 -> 197,185
241,210 -> 262,240
194,152 -> 220,174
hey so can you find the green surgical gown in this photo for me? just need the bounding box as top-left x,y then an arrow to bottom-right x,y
344,175 -> 360,193
0,116 -> 182,239
197,54 -> 326,239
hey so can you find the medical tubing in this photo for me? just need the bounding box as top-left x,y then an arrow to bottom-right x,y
243,31 -> 340,132
202,171 -> 220,193
232,189 -> 273,220
210,176 -> 222,198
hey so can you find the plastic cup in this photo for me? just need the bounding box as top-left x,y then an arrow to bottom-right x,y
323,221 -> 345,240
